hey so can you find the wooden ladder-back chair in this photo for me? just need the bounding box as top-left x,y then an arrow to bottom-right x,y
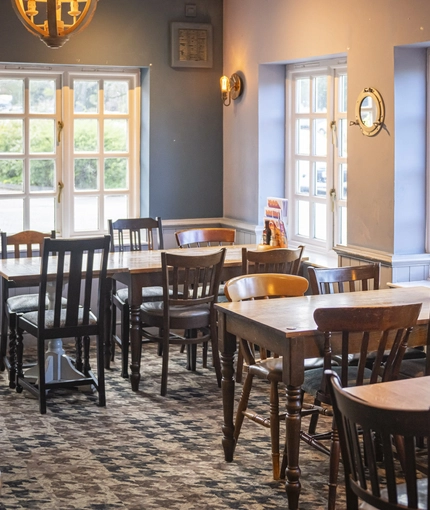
15,235 -> 111,414
242,245 -> 305,275
108,217 -> 164,378
140,248 -> 226,396
308,263 -> 380,295
0,230 -> 56,388
224,273 -> 309,480
327,370 -> 430,510
299,303 -> 422,510
175,227 -> 236,248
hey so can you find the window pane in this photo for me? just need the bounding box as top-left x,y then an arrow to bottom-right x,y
0,198 -> 23,232
314,76 -> 327,113
29,79 -> 56,114
0,119 -> 23,153
297,201 -> 309,237
296,79 -> 310,113
0,79 -> 24,113
74,119 -> 98,152
30,159 -> 55,191
339,118 -> 347,158
339,206 -> 347,245
314,162 -> 326,197
297,160 -> 309,195
314,203 -> 326,241
105,158 -> 128,189
74,196 -> 99,231
29,119 -> 55,153
74,159 -> 98,190
104,119 -> 128,152
105,195 -> 128,228
74,80 -> 99,113
0,159 -> 23,193
104,81 -> 128,114
340,163 -> 347,200
314,119 -> 327,157
29,198 -> 55,231
339,74 -> 348,113
297,119 -> 310,155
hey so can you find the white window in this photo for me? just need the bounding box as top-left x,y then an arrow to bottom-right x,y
0,66 -> 140,236
286,59 -> 347,253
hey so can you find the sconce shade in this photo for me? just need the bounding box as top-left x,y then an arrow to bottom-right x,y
220,72 -> 243,106
12,0 -> 99,49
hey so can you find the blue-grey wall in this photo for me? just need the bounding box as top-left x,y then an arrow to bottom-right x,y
0,0 -> 223,220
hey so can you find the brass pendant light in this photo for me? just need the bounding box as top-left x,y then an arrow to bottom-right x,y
12,0 -> 99,49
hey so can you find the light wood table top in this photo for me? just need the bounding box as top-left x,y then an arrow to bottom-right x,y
344,375 -> 430,411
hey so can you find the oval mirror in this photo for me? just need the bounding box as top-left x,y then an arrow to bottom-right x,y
354,87 -> 385,136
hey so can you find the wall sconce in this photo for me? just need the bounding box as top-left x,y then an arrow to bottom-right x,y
12,0 -> 99,49
220,73 -> 243,106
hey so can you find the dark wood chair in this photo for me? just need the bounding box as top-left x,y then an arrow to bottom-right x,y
0,230 -> 56,388
327,370 -> 430,510
140,248 -> 226,396
224,273 -> 309,480
108,217 -> 164,378
241,245 -> 305,275
15,235 -> 111,414
175,227 -> 236,248
308,263 -> 380,295
299,303 -> 422,510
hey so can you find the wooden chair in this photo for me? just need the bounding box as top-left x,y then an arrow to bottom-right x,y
308,263 -> 380,295
175,227 -> 236,248
140,248 -> 226,396
242,245 -> 305,275
15,235 -> 111,414
299,303 -> 422,510
224,273 -> 309,480
0,230 -> 56,388
327,370 -> 430,510
108,217 -> 164,378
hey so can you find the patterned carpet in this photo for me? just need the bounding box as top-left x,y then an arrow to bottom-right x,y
0,342 -> 346,510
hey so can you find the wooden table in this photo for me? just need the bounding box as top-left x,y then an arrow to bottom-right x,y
215,286 -> 430,510
0,244 -> 255,390
344,374 -> 430,410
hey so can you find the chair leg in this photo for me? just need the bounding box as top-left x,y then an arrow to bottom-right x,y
120,303 -> 130,378
110,300 -> 117,362
187,343 -> 197,371
202,341 -> 208,368
15,329 -> 24,393
269,381 -> 281,480
96,333 -> 106,407
37,337 -> 47,415
327,417 -> 340,510
160,331 -> 170,396
234,372 -> 254,443
0,307 -> 7,372
308,397 -> 322,434
7,313 -> 17,389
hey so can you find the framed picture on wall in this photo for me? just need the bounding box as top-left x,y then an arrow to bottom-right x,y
170,22 -> 213,68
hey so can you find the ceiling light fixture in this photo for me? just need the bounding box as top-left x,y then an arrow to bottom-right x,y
12,0 -> 99,49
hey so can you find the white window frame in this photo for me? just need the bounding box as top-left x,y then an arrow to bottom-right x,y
0,64 -> 141,237
285,58 -> 347,254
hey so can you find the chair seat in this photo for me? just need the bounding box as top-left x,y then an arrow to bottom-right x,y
359,478 -> 428,509
21,308 -> 97,329
116,286 -> 165,302
302,365 -> 373,397
7,295 -> 67,314
140,301 -> 210,329
246,356 -> 329,381
398,358 -> 426,378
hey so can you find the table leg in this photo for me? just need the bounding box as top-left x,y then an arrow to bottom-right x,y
285,384 -> 302,510
129,302 -> 141,391
104,278 -> 113,369
218,312 -> 236,462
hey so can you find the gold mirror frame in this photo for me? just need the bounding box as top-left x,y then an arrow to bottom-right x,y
354,87 -> 385,137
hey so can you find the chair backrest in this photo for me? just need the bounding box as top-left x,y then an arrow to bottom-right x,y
37,236 -> 111,335
1,230 -> 55,259
327,371 -> 430,510
175,228 -> 236,248
108,217 -> 163,252
224,273 -> 309,302
308,263 -> 380,295
314,303 -> 422,400
242,246 -> 305,275
161,248 -> 226,313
